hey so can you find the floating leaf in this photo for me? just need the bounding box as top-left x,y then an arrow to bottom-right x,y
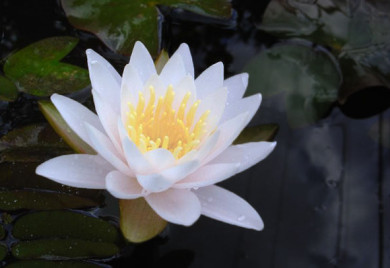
119,198 -> 167,243
39,101 -> 95,154
13,211 -> 120,243
0,75 -> 18,101
244,43 -> 340,127
0,243 -> 7,261
61,0 -> 232,55
0,190 -> 100,211
3,36 -> 89,97
233,124 -> 278,145
11,239 -> 119,260
5,260 -> 101,268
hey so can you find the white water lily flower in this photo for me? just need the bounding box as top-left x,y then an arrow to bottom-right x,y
36,42 -> 276,230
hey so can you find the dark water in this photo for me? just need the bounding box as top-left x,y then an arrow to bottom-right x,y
1,0 -> 390,267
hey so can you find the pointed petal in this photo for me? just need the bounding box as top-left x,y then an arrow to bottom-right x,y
106,170 -> 144,199
51,94 -> 104,148
129,41 -> 156,83
210,141 -> 277,173
86,49 -> 121,115
121,64 -> 144,121
172,43 -> 194,77
85,123 -> 131,176
195,62 -> 224,100
146,188 -> 201,226
172,75 -> 197,111
36,154 -> 112,189
159,54 -> 186,88
136,160 -> 199,192
224,73 -> 248,103
174,163 -> 240,189
194,185 -> 263,230
219,94 -> 261,125
92,89 -> 122,152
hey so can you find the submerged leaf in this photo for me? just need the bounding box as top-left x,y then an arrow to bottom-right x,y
0,243 -> 7,261
0,75 -> 18,101
0,224 -> 5,240
244,43 -> 340,127
233,124 -> 278,144
119,198 -> 167,243
13,211 -> 120,243
11,239 -> 119,260
3,36 -> 89,96
61,0 -> 232,55
5,260 -> 101,268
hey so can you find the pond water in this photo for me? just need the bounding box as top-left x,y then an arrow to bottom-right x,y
1,0 -> 390,267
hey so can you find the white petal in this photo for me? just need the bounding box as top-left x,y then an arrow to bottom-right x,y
203,112 -> 250,164
36,154 -> 112,189
159,54 -> 186,88
194,185 -> 263,230
171,43 -> 194,77
210,141 -> 277,173
121,64 -> 144,121
219,94 -> 262,125
195,62 -> 224,100
143,74 -> 166,99
129,41 -> 157,83
86,49 -> 121,115
174,163 -> 240,189
224,73 -> 248,103
105,170 -> 144,199
172,75 -> 197,111
92,90 -> 122,152
136,160 -> 199,192
51,94 -> 104,148
121,134 -> 151,174
144,148 -> 175,170
146,188 -> 201,226
85,123 -> 131,176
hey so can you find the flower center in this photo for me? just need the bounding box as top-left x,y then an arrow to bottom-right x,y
126,85 -> 210,159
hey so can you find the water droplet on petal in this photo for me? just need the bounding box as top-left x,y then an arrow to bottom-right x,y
192,187 -> 199,190
207,197 -> 213,202
238,215 -> 246,221
90,60 -> 98,64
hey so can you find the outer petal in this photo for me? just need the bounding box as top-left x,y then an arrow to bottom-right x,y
86,49 -> 121,115
106,170 -> 144,199
145,188 -> 201,226
51,94 -> 104,148
219,94 -> 261,125
193,185 -> 264,230
224,73 -> 248,104
171,43 -> 194,77
36,154 -> 113,189
174,163 -> 240,189
85,123 -> 132,176
129,41 -> 157,83
209,141 -> 277,173
195,62 -> 224,100
136,160 -> 198,193
121,64 -> 144,122
92,89 -> 122,152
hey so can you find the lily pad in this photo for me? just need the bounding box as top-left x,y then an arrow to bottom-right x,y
0,190 -> 100,211
3,36 -> 90,97
13,211 -> 120,243
11,239 -> 119,260
5,260 -> 101,268
119,198 -> 167,243
61,0 -> 232,55
244,43 -> 340,127
39,101 -> 95,154
0,75 -> 18,101
0,243 -> 7,261
233,124 -> 278,144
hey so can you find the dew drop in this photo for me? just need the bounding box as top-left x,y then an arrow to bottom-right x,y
207,197 -> 213,202
238,215 -> 246,221
90,60 -> 98,64
192,187 -> 199,190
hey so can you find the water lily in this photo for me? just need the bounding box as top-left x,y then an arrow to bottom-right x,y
36,41 -> 276,230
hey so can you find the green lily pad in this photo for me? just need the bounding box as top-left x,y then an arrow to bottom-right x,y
61,0 -> 232,55
244,43 -> 340,127
5,260 -> 101,268
11,239 -> 119,260
39,101 -> 96,154
0,243 -> 7,261
0,75 -> 18,101
0,190 -> 100,211
3,36 -> 90,97
13,211 -> 120,243
119,198 -> 167,243
233,124 -> 278,145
